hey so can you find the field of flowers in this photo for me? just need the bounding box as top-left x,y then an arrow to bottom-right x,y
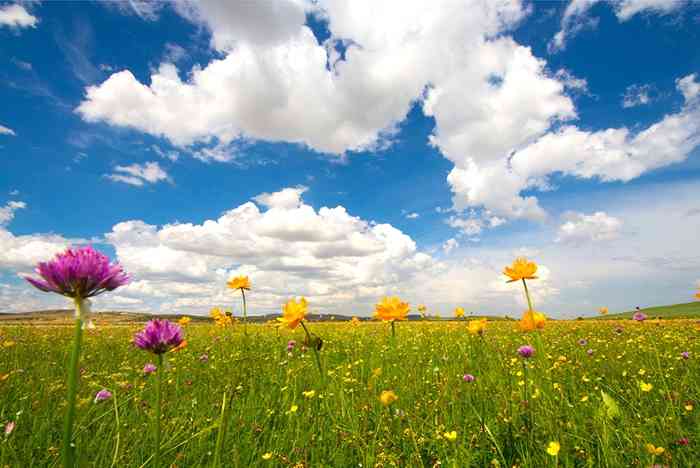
1,318 -> 699,467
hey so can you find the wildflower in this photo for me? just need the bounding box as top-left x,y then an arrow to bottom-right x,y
351,316 -> 361,326
640,382 -> 653,392
681,351 -> 689,360
379,390 -> 398,406
467,318 -> 487,335
444,431 -> 457,442
454,307 -> 465,319
645,443 -> 665,456
374,296 -> 410,322
94,389 -> 112,403
633,312 -> 647,322
517,345 -> 535,359
599,307 -> 608,315
133,320 -> 184,354
143,363 -> 157,374
302,390 -> 316,398
262,453 -> 273,460
177,316 -> 191,326
199,354 -> 209,363
4,421 -> 15,435
587,349 -> 594,356
546,441 -> 560,456
171,339 -> 188,352
227,276 -> 251,291
519,310 -> 546,332
503,257 -> 538,283
675,437 -> 689,446
462,374 -> 475,383
614,326 -> 624,334
287,404 -> 298,414
278,298 -> 308,329
287,340 -> 296,352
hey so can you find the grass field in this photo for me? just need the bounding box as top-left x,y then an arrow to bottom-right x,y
588,302 -> 700,320
0,318 -> 698,467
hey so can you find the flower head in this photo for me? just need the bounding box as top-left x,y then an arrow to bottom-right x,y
277,297 -> 308,329
462,373 -> 475,383
287,340 -> 297,351
178,316 -> 191,326
4,421 -> 15,435
210,307 -> 233,327
681,351 -> 690,360
227,275 -> 251,291
519,310 -> 546,332
454,307 -> 465,319
503,257 -> 538,283
351,316 -> 361,326
467,318 -> 487,335
94,389 -> 112,403
517,345 -> 535,358
640,381 -> 653,392
444,431 -> 457,442
645,443 -> 665,456
633,312 -> 647,322
599,306 -> 608,315
379,390 -> 398,406
546,441 -> 560,456
133,320 -> 184,355
374,296 -> 410,322
24,246 -> 129,298
143,363 -> 157,374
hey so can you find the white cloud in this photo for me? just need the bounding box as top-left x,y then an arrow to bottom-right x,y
442,238 -> 459,254
677,74 -> 700,101
447,215 -> 483,236
405,212 -> 419,219
0,201 -> 26,226
622,84 -> 653,108
556,211 -> 623,244
0,4 -> 38,29
0,125 -> 16,136
549,0 -> 687,53
106,161 -> 171,187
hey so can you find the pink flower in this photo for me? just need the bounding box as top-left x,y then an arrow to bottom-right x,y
517,345 -> 535,358
462,374 -> 475,382
143,363 -> 157,374
94,389 -> 112,403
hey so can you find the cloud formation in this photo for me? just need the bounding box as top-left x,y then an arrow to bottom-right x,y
106,162 -> 171,187
0,4 -> 38,29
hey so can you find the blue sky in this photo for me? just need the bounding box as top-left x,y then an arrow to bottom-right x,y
1,0 -> 699,317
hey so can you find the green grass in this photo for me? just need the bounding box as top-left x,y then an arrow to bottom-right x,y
0,320 -> 697,467
589,301 -> 700,320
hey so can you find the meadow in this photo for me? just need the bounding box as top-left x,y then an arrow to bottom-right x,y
1,318 -> 698,467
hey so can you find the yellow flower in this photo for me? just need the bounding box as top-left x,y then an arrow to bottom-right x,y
227,275 -> 251,291
467,318 -> 487,335
287,404 -> 298,414
177,316 -> 191,326
210,307 -> 233,327
374,296 -> 410,322
599,306 -> 608,315
351,316 -> 361,326
262,453 -> 273,460
379,390 -> 398,406
418,304 -> 427,312
443,431 -> 457,442
546,441 -> 560,456
302,390 -> 316,398
519,310 -> 546,332
454,307 -> 465,318
640,381 -> 653,392
503,257 -> 538,283
277,297 -> 308,329
645,443 -> 664,456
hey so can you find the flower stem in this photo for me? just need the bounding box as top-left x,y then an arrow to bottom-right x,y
213,390 -> 231,467
62,298 -> 85,468
522,279 -> 534,312
154,353 -> 164,467
391,321 -> 396,338
241,289 -> 248,337
300,321 -> 323,379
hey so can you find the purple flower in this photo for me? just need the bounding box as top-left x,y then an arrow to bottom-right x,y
143,363 -> 157,374
94,389 -> 112,403
4,421 -> 15,435
632,312 -> 647,322
287,340 -> 296,352
681,351 -> 690,360
133,320 -> 184,355
675,437 -> 689,446
587,349 -> 594,356
578,339 -> 588,346
199,353 -> 209,363
517,345 -> 535,358
24,246 -> 129,298
462,374 -> 475,382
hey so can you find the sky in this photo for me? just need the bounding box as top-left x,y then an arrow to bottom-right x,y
1,0 -> 699,318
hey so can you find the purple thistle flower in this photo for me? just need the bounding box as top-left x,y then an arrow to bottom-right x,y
462,373 -> 475,382
681,351 -> 690,360
632,312 -> 647,322
133,320 -> 184,355
517,345 -> 535,358
143,363 -> 157,374
94,389 -> 112,403
24,246 -> 129,299
287,340 -> 296,352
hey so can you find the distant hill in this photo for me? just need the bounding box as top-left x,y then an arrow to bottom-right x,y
587,302 -> 700,320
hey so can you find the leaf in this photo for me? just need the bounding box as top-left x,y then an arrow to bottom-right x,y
600,390 -> 621,420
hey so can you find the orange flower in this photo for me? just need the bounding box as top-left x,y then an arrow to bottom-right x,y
277,297 -> 308,329
351,316 -> 361,326
599,307 -> 608,315
374,296 -> 410,322
171,339 -> 188,352
503,257 -> 538,283
519,310 -> 546,332
467,318 -> 487,335
695,290 -> 700,300
227,275 -> 251,291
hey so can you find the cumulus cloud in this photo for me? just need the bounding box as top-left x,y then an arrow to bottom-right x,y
0,3 -> 38,29
622,84 -> 653,108
442,238 -> 459,254
105,161 -> 171,187
0,124 -> 16,136
549,0 -> 687,53
556,211 -> 623,244
0,201 -> 26,226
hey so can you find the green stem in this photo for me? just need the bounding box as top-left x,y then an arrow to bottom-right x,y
522,279 -> 534,312
300,321 -> 323,379
241,289 -> 248,337
391,320 -> 396,338
62,297 -> 85,468
213,390 -> 231,467
154,353 -> 164,467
